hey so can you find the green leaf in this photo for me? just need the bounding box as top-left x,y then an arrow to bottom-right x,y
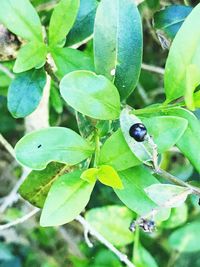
114,166 -> 158,215
134,244 -> 159,267
120,108 -> 154,164
161,204 -> 188,229
169,221 -> 200,252
51,47 -> 94,79
145,184 -> 191,208
141,116 -> 188,153
94,0 -> 142,99
13,42 -> 47,73
40,170 -> 95,226
19,162 -> 67,208
49,0 -> 80,47
85,206 -> 134,246
0,0 -> 43,42
60,71 -> 121,120
8,68 -> 46,118
164,4 -> 200,102
66,0 -> 99,46
15,127 -> 94,170
81,168 -> 98,183
97,165 -> 123,189
50,83 -> 63,114
154,5 -> 192,40
99,129 -> 141,171
160,108 -> 200,173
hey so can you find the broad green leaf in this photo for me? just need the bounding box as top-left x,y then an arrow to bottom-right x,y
120,108 -> 154,165
0,0 -> 43,42
51,47 -> 94,79
154,5 -> 192,40
169,221 -> 200,252
99,129 -> 141,171
85,206 -> 134,246
97,165 -> 123,189
114,166 -> 158,215
160,108 -> 200,173
8,68 -> 46,118
145,184 -> 191,208
161,203 -> 188,229
15,127 -> 94,170
165,4 -> 200,102
94,0 -> 142,99
13,42 -> 47,73
141,116 -> 188,153
134,244 -> 159,267
185,64 -> 200,110
66,0 -> 98,46
19,162 -> 67,208
81,168 -> 98,183
60,71 -> 121,120
49,0 -> 80,47
40,170 -> 95,226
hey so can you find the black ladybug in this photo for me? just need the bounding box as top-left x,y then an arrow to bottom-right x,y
129,123 -> 147,142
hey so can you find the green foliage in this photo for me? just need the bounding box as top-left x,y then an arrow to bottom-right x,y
19,162 -> 67,208
165,4 -> 200,103
154,5 -> 192,40
66,0 -> 99,46
48,0 -> 80,47
40,170 -> 95,226
60,71 -> 121,120
15,127 -> 94,170
85,206 -> 134,246
0,0 -> 43,42
13,42 -> 47,73
8,68 -> 46,118
94,0 -> 142,99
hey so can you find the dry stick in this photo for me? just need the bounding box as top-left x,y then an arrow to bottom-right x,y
0,134 -> 15,158
0,63 -> 15,79
76,215 -> 135,267
141,63 -> 165,75
0,208 -> 39,231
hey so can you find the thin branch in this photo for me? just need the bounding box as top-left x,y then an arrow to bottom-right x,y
0,168 -> 30,213
76,215 -> 135,267
0,208 -> 39,231
0,134 -> 15,158
0,64 -> 14,79
141,63 -> 165,75
44,62 -> 60,87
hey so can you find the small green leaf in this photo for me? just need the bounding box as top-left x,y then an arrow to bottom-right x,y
115,166 -> 158,215
8,68 -> 46,118
169,221 -> 200,252
0,0 -> 43,42
99,129 -> 141,171
49,0 -> 80,47
60,70 -> 121,120
85,206 -> 134,246
40,170 -> 95,226
154,5 -> 192,40
134,244 -> 159,267
15,127 -> 94,170
94,0 -> 142,99
120,108 -> 154,164
145,184 -> 191,208
98,165 -> 123,189
66,0 -> 99,46
51,47 -> 94,79
13,42 -> 47,73
50,83 -> 63,114
81,168 -> 98,183
161,204 -> 188,229
164,4 -> 200,102
19,162 -> 67,208
141,116 -> 188,153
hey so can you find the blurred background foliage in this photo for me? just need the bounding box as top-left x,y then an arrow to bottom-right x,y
0,0 -> 200,266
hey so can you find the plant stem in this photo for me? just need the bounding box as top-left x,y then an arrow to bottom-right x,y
44,61 -> 60,87
94,132 -> 100,167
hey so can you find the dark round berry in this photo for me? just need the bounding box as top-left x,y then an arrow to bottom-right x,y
129,123 -> 147,142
